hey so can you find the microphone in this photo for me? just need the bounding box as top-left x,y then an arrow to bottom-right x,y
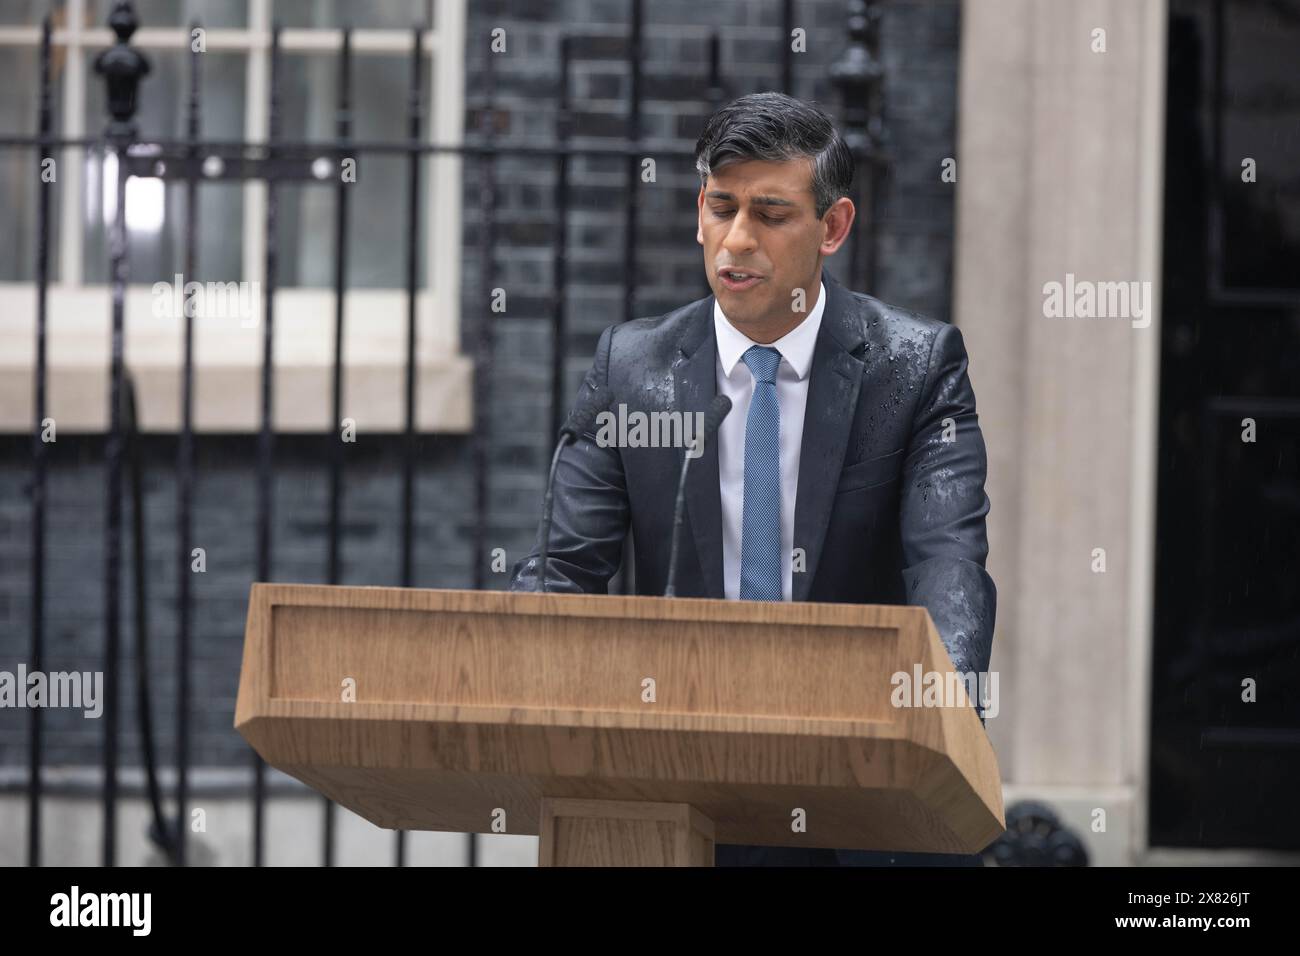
665,394 -> 732,597
536,385 -> 606,593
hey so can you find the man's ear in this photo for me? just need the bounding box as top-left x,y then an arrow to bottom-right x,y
819,196 -> 856,256
696,186 -> 705,245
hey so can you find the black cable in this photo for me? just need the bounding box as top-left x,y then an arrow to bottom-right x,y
122,370 -> 179,863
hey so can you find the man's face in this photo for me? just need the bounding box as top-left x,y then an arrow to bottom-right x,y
697,158 -> 828,333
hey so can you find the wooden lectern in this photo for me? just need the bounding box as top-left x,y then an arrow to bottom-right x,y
235,584 -> 1004,866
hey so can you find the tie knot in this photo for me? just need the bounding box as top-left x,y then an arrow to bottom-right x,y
742,345 -> 781,384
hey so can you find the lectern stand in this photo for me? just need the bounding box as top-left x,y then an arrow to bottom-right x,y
235,584 -> 1004,866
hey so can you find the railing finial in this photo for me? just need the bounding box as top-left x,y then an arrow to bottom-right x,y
94,1 -> 151,142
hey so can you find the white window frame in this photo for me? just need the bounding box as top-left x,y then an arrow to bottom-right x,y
0,0 -> 471,433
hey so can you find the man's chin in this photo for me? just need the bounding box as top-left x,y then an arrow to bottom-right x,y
714,294 -> 770,326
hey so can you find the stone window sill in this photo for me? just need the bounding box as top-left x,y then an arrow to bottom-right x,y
0,283 -> 472,434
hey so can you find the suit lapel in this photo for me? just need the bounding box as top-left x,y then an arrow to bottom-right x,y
792,275 -> 865,602
673,297 -> 725,599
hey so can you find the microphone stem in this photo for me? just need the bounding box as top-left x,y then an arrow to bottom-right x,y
537,433 -> 574,593
664,438 -> 700,598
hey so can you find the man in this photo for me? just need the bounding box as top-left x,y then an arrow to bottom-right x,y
510,92 -> 995,867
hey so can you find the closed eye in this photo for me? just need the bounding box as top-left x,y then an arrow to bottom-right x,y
709,208 -> 788,224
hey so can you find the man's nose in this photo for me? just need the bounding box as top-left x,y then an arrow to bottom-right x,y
721,212 -> 759,256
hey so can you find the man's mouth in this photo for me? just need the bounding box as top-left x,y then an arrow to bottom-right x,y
717,267 -> 764,292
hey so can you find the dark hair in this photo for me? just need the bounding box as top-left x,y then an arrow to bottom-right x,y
694,92 -> 854,219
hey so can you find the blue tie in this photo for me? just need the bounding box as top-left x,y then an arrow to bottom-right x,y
740,345 -> 783,601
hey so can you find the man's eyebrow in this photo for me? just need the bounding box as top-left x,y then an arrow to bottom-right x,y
704,191 -> 799,208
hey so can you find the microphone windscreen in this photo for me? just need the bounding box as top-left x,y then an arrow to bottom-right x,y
703,394 -> 732,437
559,385 -> 605,441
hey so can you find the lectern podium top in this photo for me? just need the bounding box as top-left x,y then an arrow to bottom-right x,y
236,584 -> 1003,855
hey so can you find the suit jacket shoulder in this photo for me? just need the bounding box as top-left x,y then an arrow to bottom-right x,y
596,279 -> 959,396
597,293 -> 712,394
838,287 -> 957,376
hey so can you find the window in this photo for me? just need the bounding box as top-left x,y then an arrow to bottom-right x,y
0,0 -> 470,433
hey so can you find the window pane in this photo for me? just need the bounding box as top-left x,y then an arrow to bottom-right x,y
272,0 -> 432,30
82,48 -> 246,139
1218,3 -> 1300,291
82,50 -> 246,284
274,51 -> 429,288
0,1 -> 67,26
89,0 -> 248,29
0,45 -> 65,281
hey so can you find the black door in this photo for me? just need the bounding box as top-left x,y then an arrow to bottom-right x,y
1152,0 -> 1300,850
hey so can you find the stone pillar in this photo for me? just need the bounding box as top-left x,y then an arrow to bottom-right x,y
953,0 -> 1167,864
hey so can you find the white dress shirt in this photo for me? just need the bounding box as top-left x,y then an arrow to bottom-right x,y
714,281 -> 826,601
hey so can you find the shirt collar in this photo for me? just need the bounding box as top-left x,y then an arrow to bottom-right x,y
714,280 -> 826,381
